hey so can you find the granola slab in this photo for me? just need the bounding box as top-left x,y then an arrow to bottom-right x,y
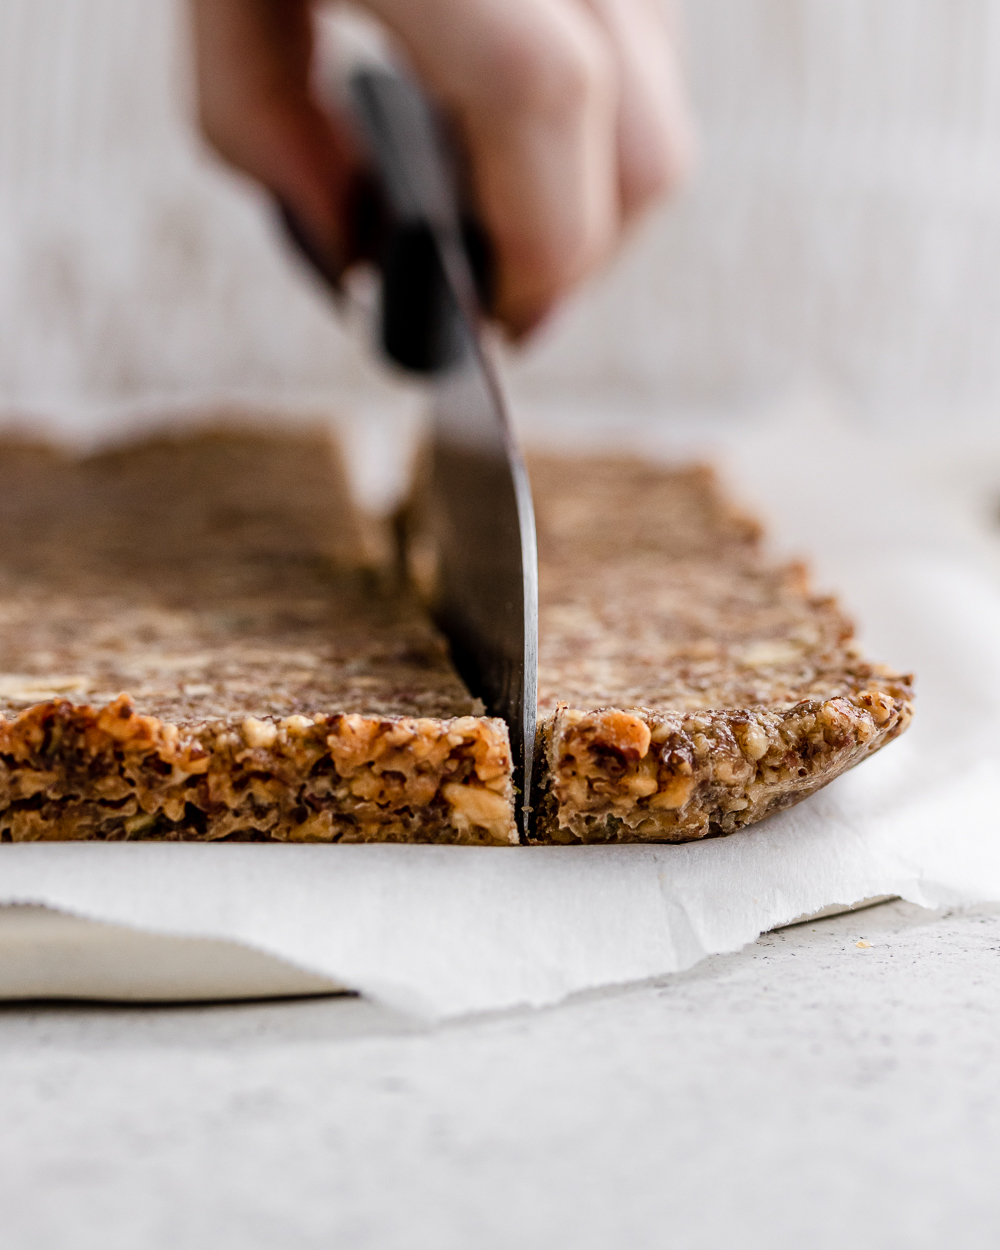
0,431 -> 912,848
0,429 -> 515,845
529,456 -> 913,843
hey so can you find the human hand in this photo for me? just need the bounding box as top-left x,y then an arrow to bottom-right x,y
189,0 -> 694,338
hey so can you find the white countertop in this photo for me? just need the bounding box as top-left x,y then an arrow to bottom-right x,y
2,897 -> 998,1250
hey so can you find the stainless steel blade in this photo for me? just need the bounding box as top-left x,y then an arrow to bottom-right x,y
423,319 -> 538,834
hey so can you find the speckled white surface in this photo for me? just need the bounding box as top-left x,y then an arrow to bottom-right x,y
2,899 -> 998,1250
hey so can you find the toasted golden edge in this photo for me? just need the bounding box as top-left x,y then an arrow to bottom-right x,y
0,695 -> 516,846
531,671 -> 914,844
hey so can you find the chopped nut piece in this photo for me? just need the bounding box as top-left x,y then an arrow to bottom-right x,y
442,782 -> 514,838
591,711 -> 651,761
241,717 -> 277,750
648,776 -> 697,810
740,723 -> 770,762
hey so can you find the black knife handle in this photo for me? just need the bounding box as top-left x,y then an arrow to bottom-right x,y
378,220 -> 462,373
279,66 -> 493,375
349,66 -> 493,373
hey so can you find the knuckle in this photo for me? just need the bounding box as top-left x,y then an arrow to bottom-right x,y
546,25 -> 614,114
198,110 -> 228,157
500,220 -> 572,287
626,146 -> 681,211
196,96 -> 242,164
484,15 -> 613,119
501,212 -> 609,311
621,112 -> 697,215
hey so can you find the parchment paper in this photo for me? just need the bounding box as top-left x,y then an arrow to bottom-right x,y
2,401 -> 999,1018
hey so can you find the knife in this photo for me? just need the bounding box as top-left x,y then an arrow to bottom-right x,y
282,65 -> 538,836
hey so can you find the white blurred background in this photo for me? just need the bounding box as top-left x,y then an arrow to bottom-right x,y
2,0 -> 1000,440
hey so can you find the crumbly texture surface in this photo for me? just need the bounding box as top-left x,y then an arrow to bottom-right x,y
529,456 -> 913,843
0,432 -> 912,849
0,429 -> 515,845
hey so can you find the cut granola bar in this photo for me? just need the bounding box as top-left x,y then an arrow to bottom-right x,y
529,456 -> 913,843
0,428 -> 515,845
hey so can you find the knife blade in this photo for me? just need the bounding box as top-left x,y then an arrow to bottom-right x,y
285,65 -> 538,834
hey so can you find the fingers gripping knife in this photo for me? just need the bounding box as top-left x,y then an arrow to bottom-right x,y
283,67 -> 539,835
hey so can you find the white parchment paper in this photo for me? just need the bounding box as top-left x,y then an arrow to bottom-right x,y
2,402 -> 999,1018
